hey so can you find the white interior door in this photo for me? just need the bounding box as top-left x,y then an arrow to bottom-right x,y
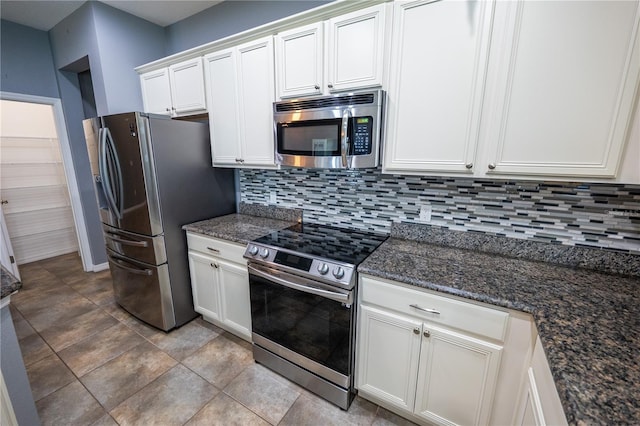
0,100 -> 79,265
0,205 -> 20,279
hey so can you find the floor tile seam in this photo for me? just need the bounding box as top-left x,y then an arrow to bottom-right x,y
71,338 -> 149,380
274,391 -> 306,426
177,391 -> 220,426
19,329 -> 58,368
34,307 -> 119,353
33,376 -> 108,423
105,365 -> 177,420
178,360 -> 224,389
71,373 -> 111,418
220,386 -> 284,426
27,352 -> 77,403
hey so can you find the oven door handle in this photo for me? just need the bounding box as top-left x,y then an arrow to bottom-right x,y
248,263 -> 353,305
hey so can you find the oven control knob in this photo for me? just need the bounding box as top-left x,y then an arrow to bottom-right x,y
248,246 -> 259,256
317,263 -> 329,275
259,248 -> 270,258
332,267 -> 345,279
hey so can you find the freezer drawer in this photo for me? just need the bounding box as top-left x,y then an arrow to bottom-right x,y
103,224 -> 167,265
107,248 -> 175,331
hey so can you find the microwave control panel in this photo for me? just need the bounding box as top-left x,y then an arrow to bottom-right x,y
352,117 -> 373,155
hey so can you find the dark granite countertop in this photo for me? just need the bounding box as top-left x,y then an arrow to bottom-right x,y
1,266 -> 21,299
182,203 -> 302,245
358,226 -> 640,425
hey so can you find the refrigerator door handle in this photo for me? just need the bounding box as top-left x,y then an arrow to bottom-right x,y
104,232 -> 149,247
108,253 -> 153,276
99,127 -> 121,219
105,127 -> 125,218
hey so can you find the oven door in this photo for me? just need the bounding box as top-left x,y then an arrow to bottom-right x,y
247,262 -> 354,387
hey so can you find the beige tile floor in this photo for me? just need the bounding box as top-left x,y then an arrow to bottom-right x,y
10,252 -> 417,426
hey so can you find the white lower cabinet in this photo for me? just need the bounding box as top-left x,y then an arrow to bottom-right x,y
357,275 -> 506,426
414,325 -> 502,426
186,232 -> 251,341
515,337 -> 568,426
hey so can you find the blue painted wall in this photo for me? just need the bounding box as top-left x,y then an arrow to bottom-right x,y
165,0 -> 332,54
47,2 -> 166,265
0,20 -> 59,98
91,1 -> 166,113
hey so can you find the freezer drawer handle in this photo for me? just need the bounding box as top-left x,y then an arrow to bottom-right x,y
109,254 -> 153,276
104,233 -> 149,247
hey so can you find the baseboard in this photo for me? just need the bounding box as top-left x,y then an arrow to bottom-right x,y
91,262 -> 109,272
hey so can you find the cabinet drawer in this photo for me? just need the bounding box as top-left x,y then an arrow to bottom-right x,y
186,232 -> 246,264
360,275 -> 508,342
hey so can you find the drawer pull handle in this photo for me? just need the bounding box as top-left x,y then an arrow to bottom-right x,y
424,330 -> 430,338
210,262 -> 218,269
206,247 -> 220,253
413,328 -> 420,334
410,304 -> 440,315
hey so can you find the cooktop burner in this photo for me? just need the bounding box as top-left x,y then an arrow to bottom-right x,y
245,223 -> 387,289
253,223 -> 387,266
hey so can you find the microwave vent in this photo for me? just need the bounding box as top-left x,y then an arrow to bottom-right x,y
275,93 -> 375,112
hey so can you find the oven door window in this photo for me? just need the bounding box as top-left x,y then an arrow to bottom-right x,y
277,119 -> 342,156
249,273 -> 352,376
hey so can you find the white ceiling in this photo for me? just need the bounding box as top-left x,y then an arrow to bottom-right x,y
0,0 -> 223,31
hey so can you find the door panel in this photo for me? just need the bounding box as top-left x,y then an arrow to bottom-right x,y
415,324 -> 502,426
100,113 -> 159,236
107,248 -> 175,331
356,305 -> 422,411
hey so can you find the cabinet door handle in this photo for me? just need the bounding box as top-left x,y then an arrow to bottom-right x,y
206,247 -> 220,254
423,330 -> 430,338
210,262 -> 218,268
413,328 -> 420,335
328,83 -> 334,89
314,85 -> 320,90
488,163 -> 496,170
410,304 -> 440,315
465,163 -> 473,169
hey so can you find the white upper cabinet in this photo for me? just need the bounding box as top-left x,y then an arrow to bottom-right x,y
481,1 -> 640,178
275,3 -> 386,98
140,57 -> 206,116
383,0 -> 494,174
276,22 -> 324,98
140,68 -> 173,115
326,4 -> 386,93
204,36 -> 276,168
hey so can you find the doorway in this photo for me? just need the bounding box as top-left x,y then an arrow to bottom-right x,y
0,93 -> 91,270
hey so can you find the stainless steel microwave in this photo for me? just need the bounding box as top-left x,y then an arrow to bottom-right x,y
274,90 -> 385,169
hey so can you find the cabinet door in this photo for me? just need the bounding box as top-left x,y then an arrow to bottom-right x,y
236,36 -> 276,167
414,324 -> 502,426
276,22 -> 324,98
482,1 -> 640,177
218,258 -> 252,341
383,0 -> 493,174
140,68 -> 172,115
169,58 -> 206,115
356,305 -> 422,412
516,368 -> 544,426
204,48 -> 242,166
187,251 -> 221,321
327,4 -> 385,92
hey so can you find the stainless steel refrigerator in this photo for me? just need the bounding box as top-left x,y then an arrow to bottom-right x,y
83,112 -> 236,331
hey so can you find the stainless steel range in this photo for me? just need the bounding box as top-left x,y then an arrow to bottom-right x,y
244,223 -> 387,410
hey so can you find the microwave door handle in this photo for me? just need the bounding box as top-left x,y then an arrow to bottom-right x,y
341,108 -> 351,168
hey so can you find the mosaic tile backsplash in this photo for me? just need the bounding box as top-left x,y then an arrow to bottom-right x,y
239,168 -> 640,254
